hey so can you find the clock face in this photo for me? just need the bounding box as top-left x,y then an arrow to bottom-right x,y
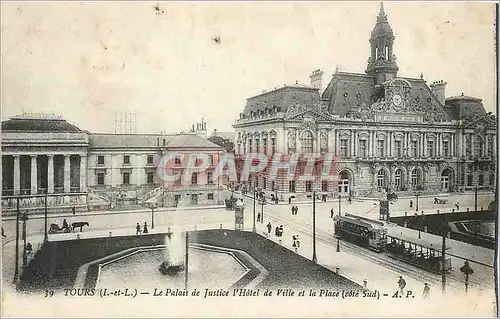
393,94 -> 402,106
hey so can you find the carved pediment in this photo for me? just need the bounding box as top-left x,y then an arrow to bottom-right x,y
285,103 -> 332,122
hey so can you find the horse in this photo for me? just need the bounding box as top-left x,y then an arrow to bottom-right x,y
72,222 -> 89,232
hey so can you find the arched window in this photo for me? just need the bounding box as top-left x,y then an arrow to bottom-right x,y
395,169 -> 403,190
411,169 -> 421,188
301,131 -> 314,155
385,46 -> 389,61
377,169 -> 386,188
375,47 -> 379,59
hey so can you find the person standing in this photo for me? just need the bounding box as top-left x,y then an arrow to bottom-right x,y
331,209 -> 334,218
143,222 -> 148,234
267,222 -> 272,235
398,276 -> 406,295
136,223 -> 141,235
294,206 -> 299,215
423,283 -> 430,299
409,200 -> 413,208
257,212 -> 261,223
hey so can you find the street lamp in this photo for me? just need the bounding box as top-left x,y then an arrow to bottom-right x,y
460,260 -> 474,293
151,203 -> 157,229
14,197 -> 20,282
252,190 -> 256,232
260,197 -> 266,223
20,212 -> 29,268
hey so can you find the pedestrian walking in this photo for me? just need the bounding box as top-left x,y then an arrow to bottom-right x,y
434,197 -> 439,204
330,209 -> 334,218
275,226 -> 280,237
136,223 -> 141,235
1,227 -> 6,237
294,206 -> 299,215
288,197 -> 292,204
279,225 -> 284,237
143,222 -> 148,234
291,206 -> 294,215
267,222 -> 272,234
455,202 -> 460,211
423,283 -> 430,299
348,197 -> 352,204
398,276 -> 406,295
72,206 -> 76,215
257,212 -> 261,222
409,200 -> 413,208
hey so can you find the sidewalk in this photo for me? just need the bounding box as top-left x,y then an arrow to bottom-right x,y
1,204 -> 226,221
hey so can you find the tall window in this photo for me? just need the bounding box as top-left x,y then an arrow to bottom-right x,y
427,140 -> 435,158
301,131 -> 314,154
263,138 -> 268,155
147,155 -> 154,165
175,155 -> 182,165
97,155 -> 105,165
411,140 -> 418,157
271,138 -> 276,155
191,172 -> 198,185
123,172 -> 130,185
123,155 -> 130,165
466,136 -> 472,156
208,154 -> 214,164
305,181 -> 312,192
479,174 -> 484,186
490,174 -> 495,186
175,170 -> 182,186
263,178 -> 267,189
147,171 -> 154,184
377,169 -> 386,187
359,140 -> 367,157
248,138 -> 253,153
467,174 -> 473,186
411,169 -> 421,188
443,140 -> 449,158
271,181 -> 275,191
377,140 -> 385,157
207,172 -> 213,185
395,169 -> 402,189
289,180 -> 296,193
394,140 -> 402,157
255,138 -> 260,153
340,139 -> 348,157
474,137 -> 483,157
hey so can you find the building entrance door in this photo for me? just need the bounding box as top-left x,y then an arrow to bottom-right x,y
338,171 -> 350,196
191,194 -> 198,205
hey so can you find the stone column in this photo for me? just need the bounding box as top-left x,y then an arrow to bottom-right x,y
470,134 -> 475,157
335,130 -> 340,156
13,155 -> 20,195
48,155 -> 54,193
386,131 -> 390,157
30,155 -> 38,194
423,133 -> 427,158
493,135 -> 497,157
64,155 -> 71,193
80,155 -> 87,192
368,131 -> 373,157
350,130 -> 355,157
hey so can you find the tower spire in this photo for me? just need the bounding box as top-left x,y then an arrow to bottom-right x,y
378,2 -> 387,22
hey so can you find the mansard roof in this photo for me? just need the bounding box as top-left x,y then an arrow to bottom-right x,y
241,85 -> 321,117
2,113 -> 82,132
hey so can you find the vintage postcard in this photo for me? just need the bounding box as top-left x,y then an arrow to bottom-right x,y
1,1 -> 498,317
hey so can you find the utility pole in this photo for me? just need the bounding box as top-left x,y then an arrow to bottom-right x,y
44,190 -> 48,242
441,221 -> 447,295
151,206 -> 155,229
252,190 -> 256,232
312,191 -> 317,263
415,192 -> 420,211
14,197 -> 20,282
338,194 -> 342,216
184,232 -> 189,290
474,186 -> 478,212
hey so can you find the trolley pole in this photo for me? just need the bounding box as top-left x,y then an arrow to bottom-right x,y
415,192 -> 420,211
312,191 -> 317,263
474,186 -> 478,212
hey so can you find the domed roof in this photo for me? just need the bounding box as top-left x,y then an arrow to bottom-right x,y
370,3 -> 394,39
2,113 -> 82,132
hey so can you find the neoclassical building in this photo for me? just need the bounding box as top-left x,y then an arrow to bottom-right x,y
233,4 -> 497,198
2,114 -> 225,214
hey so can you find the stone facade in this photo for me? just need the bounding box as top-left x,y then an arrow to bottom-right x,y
233,4 -> 497,199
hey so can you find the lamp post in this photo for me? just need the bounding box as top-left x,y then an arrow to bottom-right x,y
260,197 -> 266,223
44,190 -> 48,242
20,212 -> 29,268
184,231 -> 189,290
474,186 -> 478,212
441,219 -> 448,294
460,260 -> 474,294
312,190 -> 317,263
414,192 -> 420,211
151,203 -> 157,229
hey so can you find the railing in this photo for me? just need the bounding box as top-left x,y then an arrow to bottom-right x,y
2,193 -> 88,211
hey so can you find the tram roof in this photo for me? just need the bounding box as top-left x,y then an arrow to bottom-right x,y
387,233 -> 450,251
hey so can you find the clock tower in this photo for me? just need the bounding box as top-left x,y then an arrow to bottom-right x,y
365,3 -> 399,85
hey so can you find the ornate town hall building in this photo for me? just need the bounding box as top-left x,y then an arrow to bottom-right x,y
233,4 -> 497,198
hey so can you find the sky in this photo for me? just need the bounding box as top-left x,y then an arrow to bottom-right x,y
1,1 -> 497,134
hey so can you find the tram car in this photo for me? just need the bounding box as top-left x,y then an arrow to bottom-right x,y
333,214 -> 387,252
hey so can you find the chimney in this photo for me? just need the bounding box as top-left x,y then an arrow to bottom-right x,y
430,80 -> 447,105
309,69 -> 324,92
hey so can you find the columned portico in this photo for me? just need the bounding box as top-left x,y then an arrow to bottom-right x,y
80,155 -> 87,192
48,155 -> 54,193
64,155 -> 71,193
13,155 -> 20,195
30,155 -> 37,194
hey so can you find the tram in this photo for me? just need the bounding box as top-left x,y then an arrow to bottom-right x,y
385,234 -> 452,274
333,214 -> 387,252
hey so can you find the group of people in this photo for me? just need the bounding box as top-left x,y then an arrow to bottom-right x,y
291,206 -> 299,215
292,234 -> 301,251
136,222 -> 149,235
275,225 -> 284,237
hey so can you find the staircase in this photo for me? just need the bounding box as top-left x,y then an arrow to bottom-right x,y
87,188 -> 111,210
138,186 -> 164,206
